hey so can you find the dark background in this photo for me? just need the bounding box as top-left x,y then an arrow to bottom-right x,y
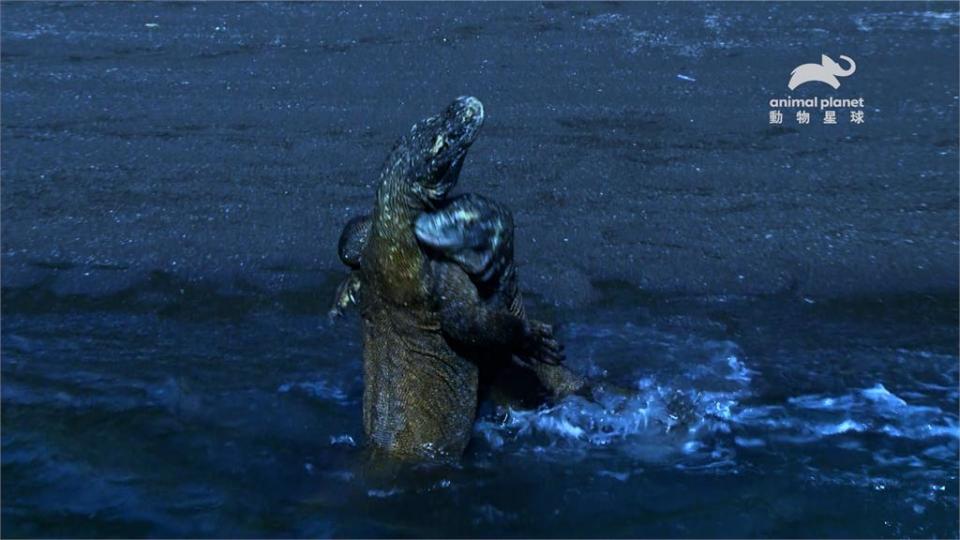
2,2 -> 958,308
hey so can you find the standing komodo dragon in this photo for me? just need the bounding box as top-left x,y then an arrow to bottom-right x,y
353,96 -> 562,460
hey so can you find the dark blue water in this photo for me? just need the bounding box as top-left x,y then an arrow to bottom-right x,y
2,285 -> 957,538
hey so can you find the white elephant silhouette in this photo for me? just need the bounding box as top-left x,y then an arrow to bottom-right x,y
788,55 -> 857,90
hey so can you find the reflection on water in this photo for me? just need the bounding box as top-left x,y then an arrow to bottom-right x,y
1,290 -> 957,538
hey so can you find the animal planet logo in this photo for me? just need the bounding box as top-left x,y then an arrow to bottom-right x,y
768,53 -> 865,126
788,54 -> 857,90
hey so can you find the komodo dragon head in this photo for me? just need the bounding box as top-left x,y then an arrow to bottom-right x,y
381,96 -> 485,209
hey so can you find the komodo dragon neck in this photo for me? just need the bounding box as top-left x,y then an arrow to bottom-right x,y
364,162 -> 432,308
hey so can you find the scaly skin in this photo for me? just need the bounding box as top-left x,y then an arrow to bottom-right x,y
415,194 -> 584,399
355,97 -> 557,460
334,194 -> 581,402
360,97 -> 481,460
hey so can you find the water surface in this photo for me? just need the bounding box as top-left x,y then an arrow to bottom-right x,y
3,285 -> 956,538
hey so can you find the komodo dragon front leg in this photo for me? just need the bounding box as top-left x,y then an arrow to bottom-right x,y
429,258 -> 564,367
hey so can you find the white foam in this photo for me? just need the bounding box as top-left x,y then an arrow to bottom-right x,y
366,488 -> 402,498
277,379 -> 350,404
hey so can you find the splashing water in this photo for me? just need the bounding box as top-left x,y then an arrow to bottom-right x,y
2,294 -> 957,537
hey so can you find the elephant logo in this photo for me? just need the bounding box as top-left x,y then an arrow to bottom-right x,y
788,54 -> 857,90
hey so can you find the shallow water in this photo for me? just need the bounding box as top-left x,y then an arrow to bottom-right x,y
2,286 -> 957,538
